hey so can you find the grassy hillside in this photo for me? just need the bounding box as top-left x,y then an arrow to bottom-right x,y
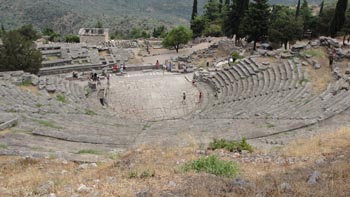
0,0 -> 207,34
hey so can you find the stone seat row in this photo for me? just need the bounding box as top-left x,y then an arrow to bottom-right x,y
203,58 -> 305,105
201,67 -> 350,123
0,82 -> 88,115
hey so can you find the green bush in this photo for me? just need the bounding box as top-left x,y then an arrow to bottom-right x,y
127,170 -> 155,179
208,138 -> 253,153
19,79 -> 32,86
231,51 -> 243,61
182,155 -> 239,177
56,94 -> 67,103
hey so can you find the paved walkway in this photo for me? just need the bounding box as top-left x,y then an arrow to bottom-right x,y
107,72 -> 200,121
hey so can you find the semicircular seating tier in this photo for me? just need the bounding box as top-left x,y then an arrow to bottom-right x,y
198,56 -> 350,123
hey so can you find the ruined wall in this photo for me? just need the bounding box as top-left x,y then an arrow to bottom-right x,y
78,28 -> 109,45
80,35 -> 108,45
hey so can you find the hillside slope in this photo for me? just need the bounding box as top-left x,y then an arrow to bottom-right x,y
0,0 -> 325,34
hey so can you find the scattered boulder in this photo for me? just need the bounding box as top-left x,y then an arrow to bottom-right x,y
78,163 -> 98,170
292,44 -> 307,51
77,184 -> 90,193
320,36 -> 341,48
307,171 -> 321,185
280,182 -> 293,193
31,75 -> 39,86
257,49 -> 267,56
346,64 -> 350,74
46,85 -> 56,93
267,51 -> 277,57
177,55 -> 190,63
168,181 -> 177,187
281,53 -> 293,59
302,61 -> 309,66
37,181 -> 55,195
135,189 -> 150,197
230,178 -> 255,190
312,60 -> 321,69
310,40 -> 320,47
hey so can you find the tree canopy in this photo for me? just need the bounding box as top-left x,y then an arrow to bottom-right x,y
0,27 -> 42,74
269,5 -> 303,49
162,26 -> 192,53
240,0 -> 270,50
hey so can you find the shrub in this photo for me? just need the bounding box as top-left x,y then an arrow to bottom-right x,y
0,143 -> 8,149
128,171 -> 138,178
56,94 -> 67,103
182,155 -> 239,177
231,51 -> 244,61
208,138 -> 253,153
76,149 -> 101,155
85,109 -> 97,116
127,170 -> 155,179
19,79 -> 32,86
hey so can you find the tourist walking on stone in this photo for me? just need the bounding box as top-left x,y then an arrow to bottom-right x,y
329,54 -> 334,66
156,60 -> 160,69
107,74 -> 110,88
182,92 -> 186,104
98,88 -> 106,107
199,91 -> 202,103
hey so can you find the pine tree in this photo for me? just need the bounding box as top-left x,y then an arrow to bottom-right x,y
240,0 -> 270,50
330,0 -> 348,37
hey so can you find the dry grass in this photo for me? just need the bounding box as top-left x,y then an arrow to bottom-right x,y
18,85 -> 40,96
0,128 -> 11,135
282,127 -> 350,157
302,47 -> 334,94
255,56 -> 278,64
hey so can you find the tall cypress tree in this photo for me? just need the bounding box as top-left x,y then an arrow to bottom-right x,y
330,0 -> 348,37
191,0 -> 198,20
319,0 -> 324,17
300,0 -> 313,31
295,0 -> 301,19
219,0 -> 223,13
225,0 -> 249,37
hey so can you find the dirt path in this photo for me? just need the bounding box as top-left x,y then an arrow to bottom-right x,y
141,38 -> 222,65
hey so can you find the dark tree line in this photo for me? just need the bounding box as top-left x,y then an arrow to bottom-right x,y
190,0 -> 350,50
